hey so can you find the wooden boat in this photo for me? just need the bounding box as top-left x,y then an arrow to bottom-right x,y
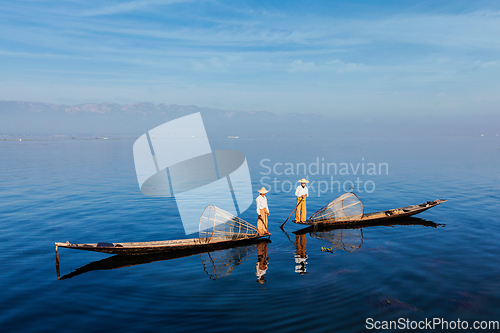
56,239 -> 271,280
293,216 -> 445,234
294,194 -> 446,226
55,204 -> 269,256
55,234 -> 269,255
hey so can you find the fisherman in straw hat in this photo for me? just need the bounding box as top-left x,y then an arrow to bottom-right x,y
295,178 -> 309,222
256,187 -> 271,236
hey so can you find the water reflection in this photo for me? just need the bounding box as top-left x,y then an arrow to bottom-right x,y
201,245 -> 259,280
312,229 -> 363,253
56,239 -> 271,280
289,217 -> 444,265
295,234 -> 308,274
294,216 -> 444,237
56,217 -> 443,281
256,242 -> 269,284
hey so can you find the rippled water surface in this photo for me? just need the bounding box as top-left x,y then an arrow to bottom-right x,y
0,136 -> 499,332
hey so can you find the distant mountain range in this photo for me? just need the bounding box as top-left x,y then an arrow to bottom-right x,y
0,101 -> 497,137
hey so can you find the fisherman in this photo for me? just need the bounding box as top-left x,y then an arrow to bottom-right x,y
256,187 -> 271,236
295,178 -> 309,222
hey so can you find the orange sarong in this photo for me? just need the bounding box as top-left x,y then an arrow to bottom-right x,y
257,208 -> 269,235
295,197 -> 307,222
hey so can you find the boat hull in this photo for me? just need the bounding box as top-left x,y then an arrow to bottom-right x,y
294,199 -> 446,226
55,235 -> 269,255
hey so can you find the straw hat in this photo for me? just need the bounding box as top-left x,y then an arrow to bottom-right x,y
297,178 -> 309,183
257,187 -> 269,194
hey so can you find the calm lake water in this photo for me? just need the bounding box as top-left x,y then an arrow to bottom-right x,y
0,135 -> 499,332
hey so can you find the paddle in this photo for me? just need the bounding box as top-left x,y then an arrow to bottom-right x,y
280,197 -> 304,229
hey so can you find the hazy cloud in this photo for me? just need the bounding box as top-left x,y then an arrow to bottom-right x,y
473,60 -> 498,68
79,0 -> 195,16
326,59 -> 362,72
290,60 -> 314,72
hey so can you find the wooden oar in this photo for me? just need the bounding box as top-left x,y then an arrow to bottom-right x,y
280,197 -> 304,229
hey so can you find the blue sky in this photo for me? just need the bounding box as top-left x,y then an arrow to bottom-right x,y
0,0 -> 499,116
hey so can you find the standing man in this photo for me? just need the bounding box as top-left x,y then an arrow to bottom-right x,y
256,187 -> 271,236
295,178 -> 309,222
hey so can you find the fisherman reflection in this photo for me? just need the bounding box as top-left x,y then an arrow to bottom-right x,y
256,242 -> 269,284
295,234 -> 308,275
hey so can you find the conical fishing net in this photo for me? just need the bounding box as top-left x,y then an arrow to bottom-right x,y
199,205 -> 258,243
309,192 -> 364,222
311,229 -> 363,253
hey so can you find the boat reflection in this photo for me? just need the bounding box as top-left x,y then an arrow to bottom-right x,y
56,239 -> 271,280
295,216 -> 444,236
289,217 -> 444,264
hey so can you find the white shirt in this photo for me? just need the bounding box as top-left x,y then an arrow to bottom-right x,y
256,195 -> 269,214
295,185 -> 309,197
256,262 -> 267,278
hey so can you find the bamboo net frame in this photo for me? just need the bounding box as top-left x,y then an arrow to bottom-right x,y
309,192 -> 364,222
199,205 -> 258,244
